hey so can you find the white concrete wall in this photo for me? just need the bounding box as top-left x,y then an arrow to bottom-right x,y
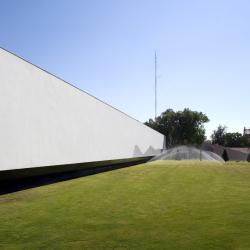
0,48 -> 164,171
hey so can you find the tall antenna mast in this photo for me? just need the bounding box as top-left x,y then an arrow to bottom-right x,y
155,51 -> 157,120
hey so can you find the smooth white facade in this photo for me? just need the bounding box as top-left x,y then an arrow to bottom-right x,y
0,48 -> 164,171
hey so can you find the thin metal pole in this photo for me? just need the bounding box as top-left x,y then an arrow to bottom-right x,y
155,51 -> 157,120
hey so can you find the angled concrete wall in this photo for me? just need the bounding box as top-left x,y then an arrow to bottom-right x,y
0,48 -> 164,172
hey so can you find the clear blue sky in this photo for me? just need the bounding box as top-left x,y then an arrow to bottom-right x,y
1,0 -> 250,138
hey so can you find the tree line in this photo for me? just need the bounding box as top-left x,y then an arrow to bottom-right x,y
145,109 -> 249,148
211,125 -> 250,147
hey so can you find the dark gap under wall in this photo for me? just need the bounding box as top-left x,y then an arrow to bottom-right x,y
0,157 -> 151,195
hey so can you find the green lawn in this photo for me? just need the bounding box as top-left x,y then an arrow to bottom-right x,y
1,161 -> 250,250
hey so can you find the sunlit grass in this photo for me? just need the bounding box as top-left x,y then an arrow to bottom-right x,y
1,160 -> 250,249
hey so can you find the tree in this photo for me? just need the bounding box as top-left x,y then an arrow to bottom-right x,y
224,132 -> 246,147
145,108 -> 209,147
211,126 -> 250,147
211,125 -> 227,146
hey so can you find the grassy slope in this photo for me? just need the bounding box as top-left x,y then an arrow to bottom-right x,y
1,161 -> 250,250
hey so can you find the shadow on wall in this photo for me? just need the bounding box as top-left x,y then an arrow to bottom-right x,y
133,145 -> 161,157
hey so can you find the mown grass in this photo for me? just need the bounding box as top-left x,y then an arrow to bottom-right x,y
0,161 -> 250,250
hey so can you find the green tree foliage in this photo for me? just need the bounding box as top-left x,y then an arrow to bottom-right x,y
145,108 -> 209,147
211,126 -> 250,147
224,132 -> 247,147
211,125 -> 227,146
